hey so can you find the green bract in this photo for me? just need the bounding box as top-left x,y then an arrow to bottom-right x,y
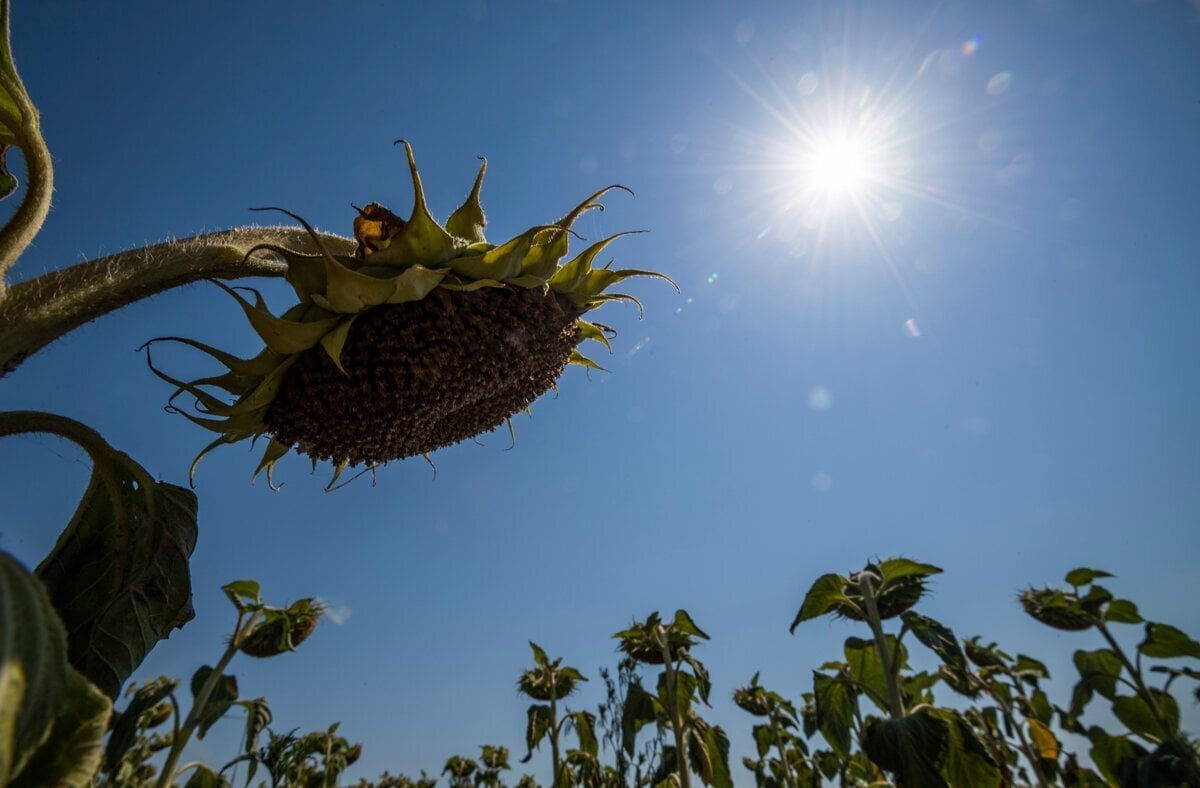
146,142 -> 673,488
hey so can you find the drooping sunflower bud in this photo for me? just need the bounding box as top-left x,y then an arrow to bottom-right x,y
240,598 -> 324,658
732,686 -> 772,717
1018,588 -> 1095,632
146,143 -> 673,488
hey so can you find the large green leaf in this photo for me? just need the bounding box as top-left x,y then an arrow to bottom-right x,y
842,637 -> 891,712
621,682 -> 660,757
0,551 -> 112,787
34,445 -> 198,700
520,704 -> 552,762
190,666 -> 238,740
863,708 -> 1000,788
1112,691 -> 1178,743
1086,726 -> 1148,785
811,671 -> 855,759
790,574 -> 854,631
1071,648 -> 1123,711
1139,623 -> 1200,659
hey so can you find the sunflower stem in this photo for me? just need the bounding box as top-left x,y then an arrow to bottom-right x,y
858,571 -> 906,720
155,609 -> 262,788
0,0 -> 53,303
656,625 -> 693,788
0,226 -> 354,379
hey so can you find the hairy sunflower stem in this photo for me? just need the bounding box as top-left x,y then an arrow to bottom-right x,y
857,571 -> 906,720
0,226 -> 354,378
155,609 -> 262,788
0,0 -> 53,301
655,626 -> 692,788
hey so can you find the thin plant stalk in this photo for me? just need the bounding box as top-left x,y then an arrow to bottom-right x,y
155,609 -> 262,788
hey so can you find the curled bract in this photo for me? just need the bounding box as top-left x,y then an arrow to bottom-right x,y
146,142 -> 674,488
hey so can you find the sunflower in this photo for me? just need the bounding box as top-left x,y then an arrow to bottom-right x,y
145,142 -> 672,488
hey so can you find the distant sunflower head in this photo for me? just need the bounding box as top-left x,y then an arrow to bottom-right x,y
146,142 -> 673,488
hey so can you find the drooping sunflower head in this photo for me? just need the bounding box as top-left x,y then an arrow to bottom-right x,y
147,142 -> 674,488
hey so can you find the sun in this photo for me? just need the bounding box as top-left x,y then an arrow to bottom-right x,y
804,133 -> 876,199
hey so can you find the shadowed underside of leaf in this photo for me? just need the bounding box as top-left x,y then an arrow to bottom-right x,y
0,411 -> 198,700
0,551 -> 112,787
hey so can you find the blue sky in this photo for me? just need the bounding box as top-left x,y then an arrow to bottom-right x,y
2,0 -> 1198,782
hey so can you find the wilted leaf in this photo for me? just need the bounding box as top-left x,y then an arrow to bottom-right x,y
695,721 -> 733,788
0,551 -> 112,787
11,412 -> 200,700
1139,623 -> 1200,660
103,676 -> 178,771
1027,719 -> 1059,760
190,666 -> 238,740
183,764 -> 229,787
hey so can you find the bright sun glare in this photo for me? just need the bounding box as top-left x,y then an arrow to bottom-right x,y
805,135 -> 875,198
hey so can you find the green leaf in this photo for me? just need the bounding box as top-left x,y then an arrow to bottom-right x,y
1064,568 -> 1113,587
672,609 -> 709,640
190,666 -> 238,740
790,574 -> 853,631
567,710 -> 599,758
0,413 -> 199,701
1086,726 -> 1148,785
1073,648 -> 1123,703
877,558 -> 943,582
1112,691 -> 1178,742
520,704 -> 552,763
862,711 -> 946,787
1012,654 -> 1050,681
1139,622 -> 1200,659
863,708 -> 1001,788
1103,598 -> 1143,624
751,724 -> 774,758
622,682 -> 659,757
696,722 -> 734,788
222,580 -> 262,611
0,551 -> 112,787
811,672 -> 855,759
842,637 -> 891,712
902,612 -> 974,695
528,641 -> 549,666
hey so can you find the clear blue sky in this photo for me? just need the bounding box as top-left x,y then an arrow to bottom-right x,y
2,0 -> 1198,782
